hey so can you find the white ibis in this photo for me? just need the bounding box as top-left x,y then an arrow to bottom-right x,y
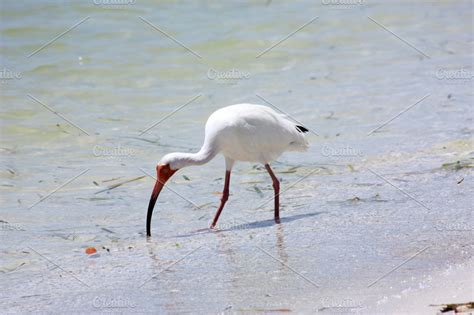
146,103 -> 309,237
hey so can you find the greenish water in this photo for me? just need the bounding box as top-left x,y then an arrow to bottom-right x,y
1,0 -> 472,313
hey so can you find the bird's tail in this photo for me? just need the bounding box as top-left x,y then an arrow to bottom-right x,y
289,125 -> 309,152
277,111 -> 310,152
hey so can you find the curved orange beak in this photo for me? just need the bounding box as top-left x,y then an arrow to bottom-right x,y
146,164 -> 177,237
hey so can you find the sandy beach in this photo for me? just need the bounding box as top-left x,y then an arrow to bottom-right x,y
1,0 -> 473,313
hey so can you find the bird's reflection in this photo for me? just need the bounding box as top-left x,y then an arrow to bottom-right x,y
143,239 -> 186,313
145,238 -> 161,264
215,231 -> 237,263
275,223 -> 289,266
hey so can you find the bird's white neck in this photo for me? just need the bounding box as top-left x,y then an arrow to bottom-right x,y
161,144 -> 217,170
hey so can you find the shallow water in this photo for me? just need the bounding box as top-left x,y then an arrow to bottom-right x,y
1,0 -> 473,313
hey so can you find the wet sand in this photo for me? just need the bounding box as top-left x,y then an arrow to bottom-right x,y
1,0 -> 473,313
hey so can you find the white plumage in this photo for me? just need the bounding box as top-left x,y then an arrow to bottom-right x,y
146,103 -> 309,237
161,104 -> 309,170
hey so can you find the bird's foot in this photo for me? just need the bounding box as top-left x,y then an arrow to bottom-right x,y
209,225 -> 224,233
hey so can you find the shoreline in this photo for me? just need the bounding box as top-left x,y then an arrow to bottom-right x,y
371,257 -> 473,314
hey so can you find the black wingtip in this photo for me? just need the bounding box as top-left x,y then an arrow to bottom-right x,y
296,125 -> 309,133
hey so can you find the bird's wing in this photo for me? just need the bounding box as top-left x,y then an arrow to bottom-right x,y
243,105 -> 309,153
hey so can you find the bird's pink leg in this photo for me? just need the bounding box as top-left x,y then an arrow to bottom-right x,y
210,170 -> 231,229
265,164 -> 281,224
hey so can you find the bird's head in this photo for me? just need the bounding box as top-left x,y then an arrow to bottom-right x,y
156,163 -> 178,184
146,163 -> 179,237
